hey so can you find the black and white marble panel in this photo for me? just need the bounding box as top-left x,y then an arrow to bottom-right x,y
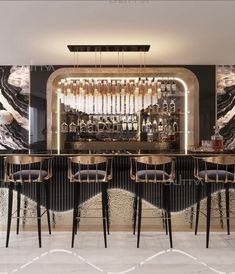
217,65 -> 235,150
0,66 -> 29,149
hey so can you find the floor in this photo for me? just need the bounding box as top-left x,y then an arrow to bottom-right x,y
0,232 -> 234,274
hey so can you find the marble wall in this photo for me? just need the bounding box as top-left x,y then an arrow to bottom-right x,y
0,66 -> 29,149
217,65 -> 235,150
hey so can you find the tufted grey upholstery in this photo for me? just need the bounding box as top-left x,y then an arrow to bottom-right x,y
198,170 -> 234,181
137,170 -> 170,181
12,170 -> 48,181
74,170 -> 106,181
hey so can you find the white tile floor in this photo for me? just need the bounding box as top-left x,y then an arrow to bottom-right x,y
0,231 -> 234,274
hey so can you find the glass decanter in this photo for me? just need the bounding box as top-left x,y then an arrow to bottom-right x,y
211,125 -> 224,151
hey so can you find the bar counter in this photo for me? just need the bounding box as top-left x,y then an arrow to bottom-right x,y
0,148 -> 234,156
0,149 -> 234,214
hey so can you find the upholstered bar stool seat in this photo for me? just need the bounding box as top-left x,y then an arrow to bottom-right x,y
12,170 -> 48,181
198,170 -> 234,181
74,170 -> 106,181
136,170 -> 170,181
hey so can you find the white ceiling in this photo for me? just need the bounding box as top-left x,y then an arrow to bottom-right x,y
0,0 -> 234,65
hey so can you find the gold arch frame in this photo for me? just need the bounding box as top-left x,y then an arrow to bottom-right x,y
46,67 -> 199,152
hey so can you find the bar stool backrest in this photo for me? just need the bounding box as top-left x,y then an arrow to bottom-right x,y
68,156 -> 112,183
194,156 -> 235,183
130,155 -> 175,183
4,155 -> 53,183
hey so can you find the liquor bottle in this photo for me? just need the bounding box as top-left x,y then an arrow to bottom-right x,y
169,99 -> 175,113
69,121 -> 77,133
112,116 -> 118,132
146,117 -> 152,132
87,117 -> 93,132
211,125 -> 224,151
80,119 -> 87,132
162,100 -> 168,112
158,118 -> 163,132
142,119 -> 146,132
118,117 -> 123,132
153,119 -> 158,133
102,118 -> 107,131
147,129 -> 154,142
127,116 -> 133,132
167,125 -> 175,141
155,103 -> 160,113
173,121 -> 178,133
106,117 -> 113,132
92,117 -> 97,132
122,116 -> 127,131
171,81 -> 177,93
98,117 -> 104,132
166,81 -> 171,92
133,116 -> 138,131
61,121 -> 68,133
77,119 -> 80,132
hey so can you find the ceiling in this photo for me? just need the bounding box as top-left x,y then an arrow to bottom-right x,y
0,0 -> 234,65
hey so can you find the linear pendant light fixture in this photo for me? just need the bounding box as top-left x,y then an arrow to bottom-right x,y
67,45 -> 150,52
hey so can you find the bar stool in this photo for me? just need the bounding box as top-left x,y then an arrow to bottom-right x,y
194,156 -> 235,248
68,156 -> 112,248
4,155 -> 53,248
130,156 -> 175,248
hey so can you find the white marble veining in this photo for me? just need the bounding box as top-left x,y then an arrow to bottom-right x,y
0,66 -> 29,149
0,232 -> 234,274
217,65 -> 235,150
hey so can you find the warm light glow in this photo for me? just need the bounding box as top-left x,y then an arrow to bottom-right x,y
56,76 -> 189,153
57,90 -> 60,153
174,77 -> 188,154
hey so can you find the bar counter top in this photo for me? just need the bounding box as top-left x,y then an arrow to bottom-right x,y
0,149 -> 234,156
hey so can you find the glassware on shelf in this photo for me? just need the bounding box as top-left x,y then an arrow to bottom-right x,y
211,125 -> 224,151
201,140 -> 212,151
